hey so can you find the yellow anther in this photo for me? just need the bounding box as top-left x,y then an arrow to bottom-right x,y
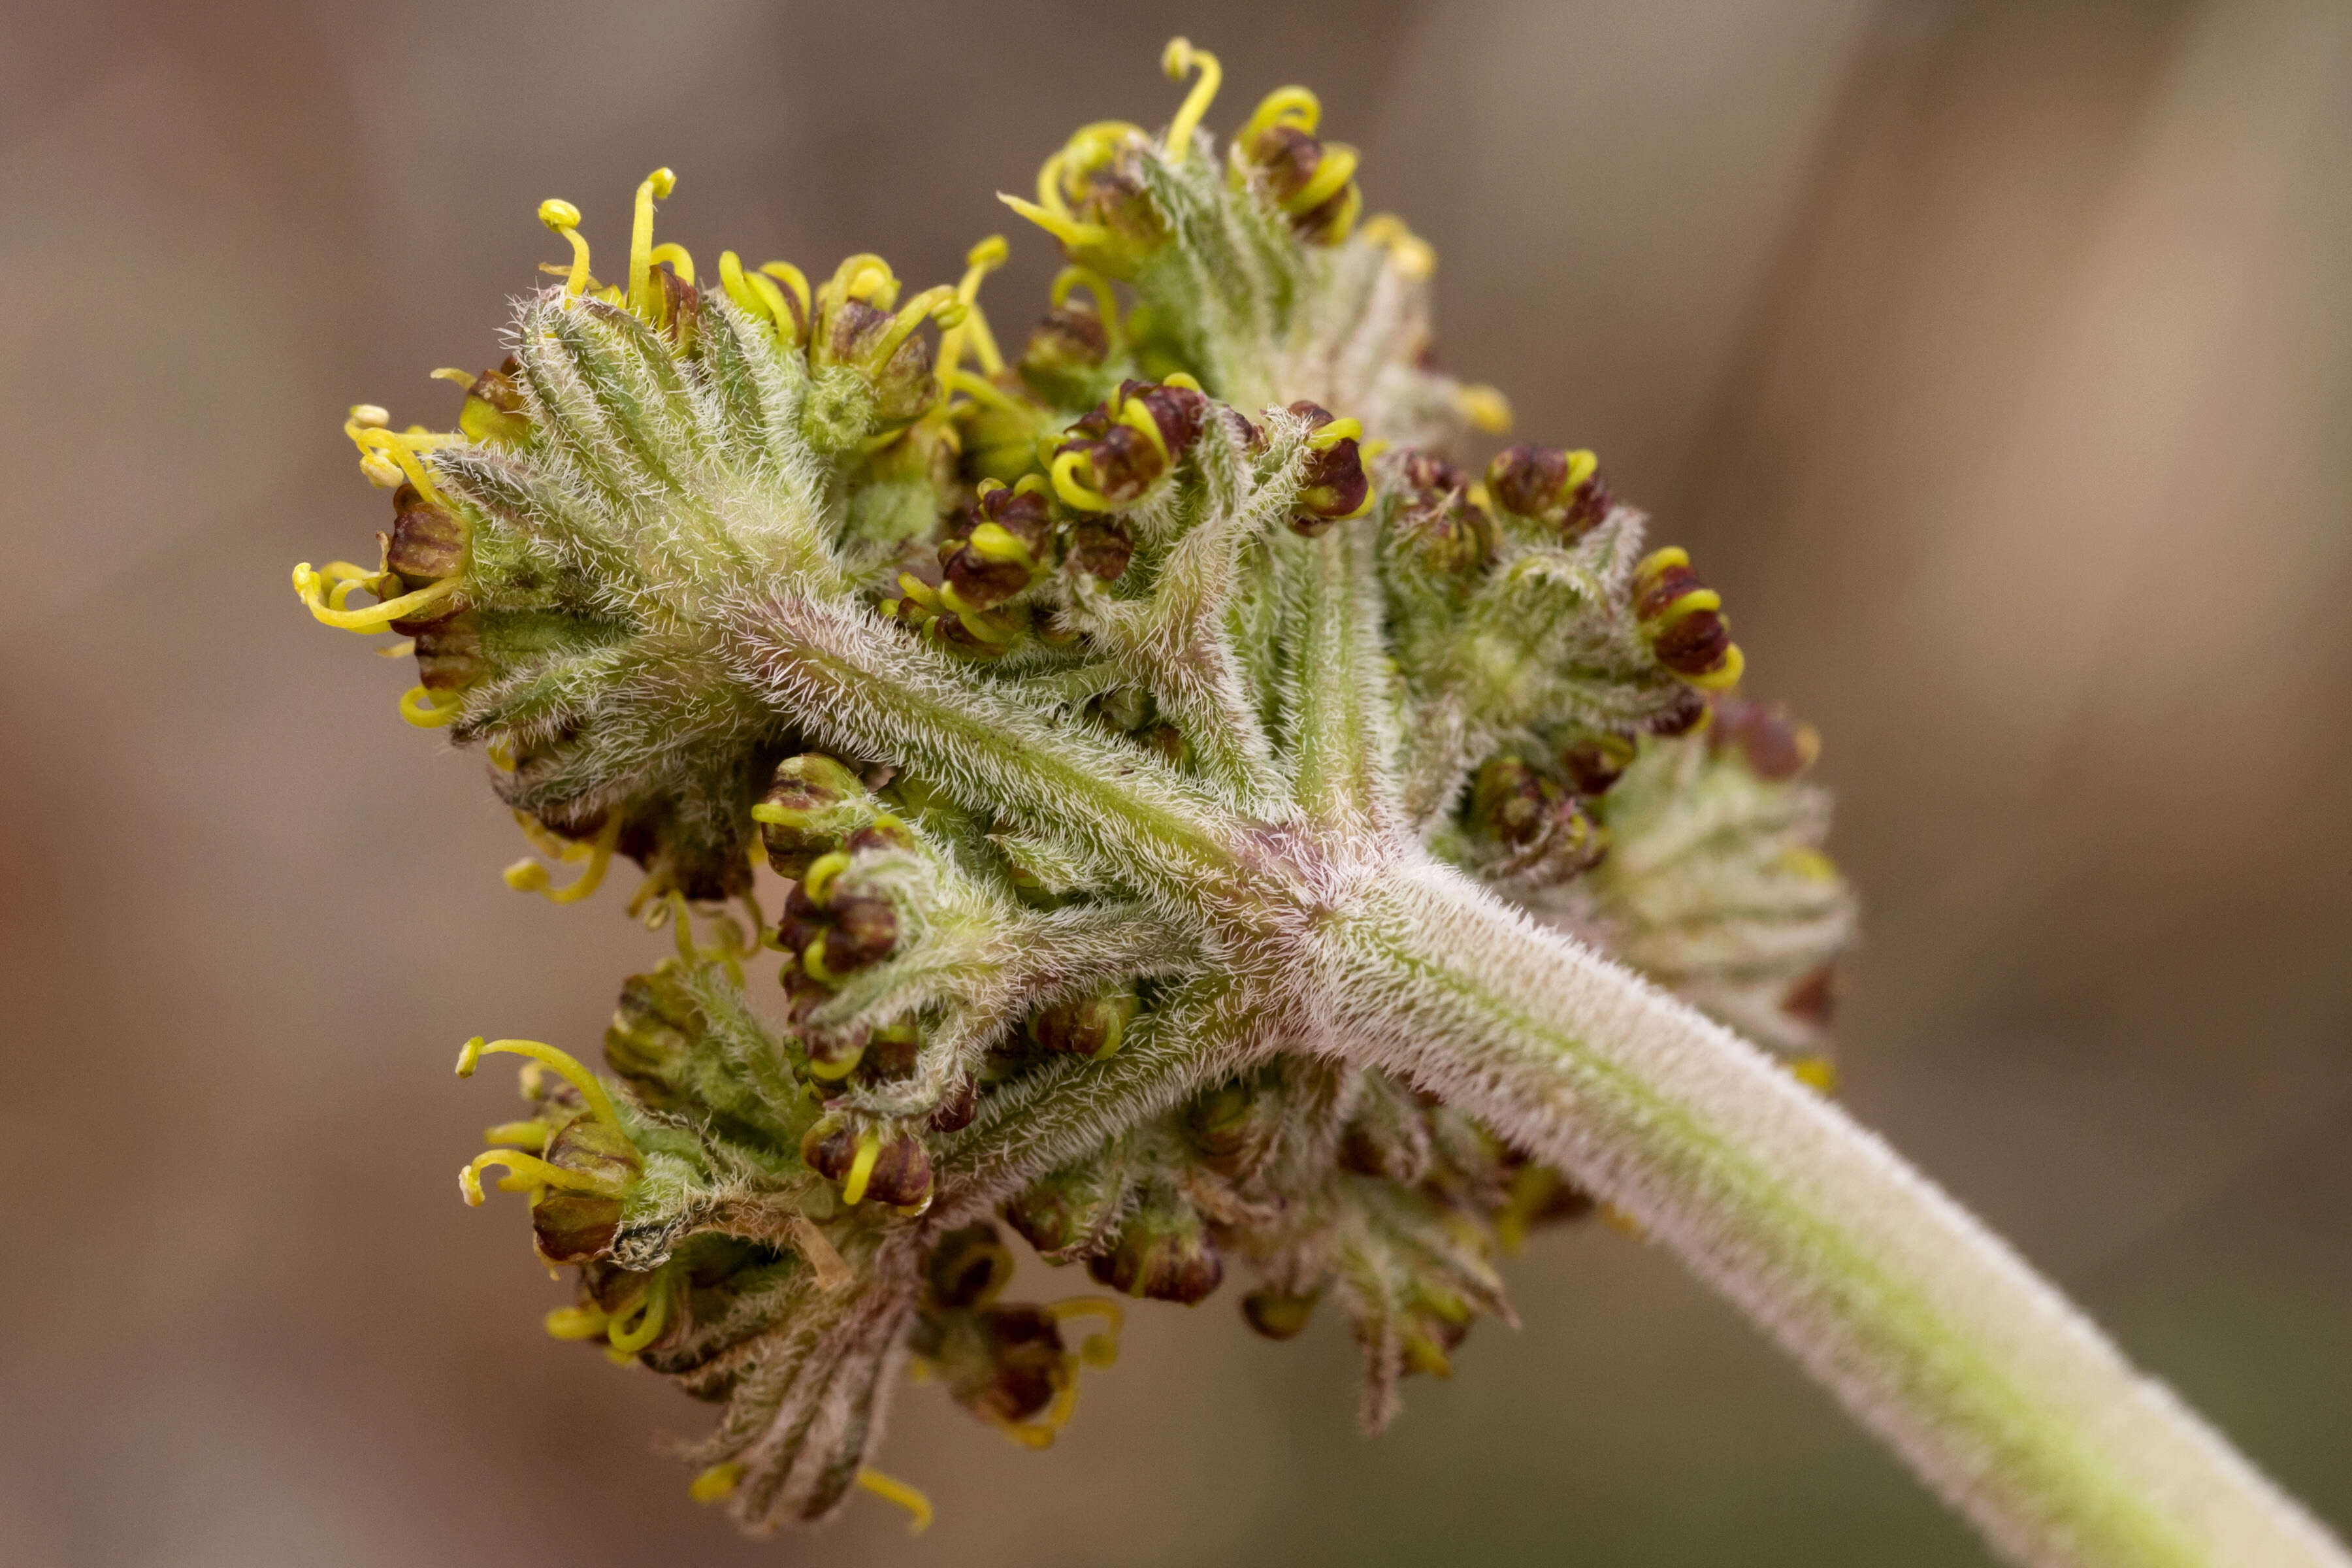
1161,371 -> 1201,393
292,563 -> 465,633
484,1119 -> 552,1151
1161,38 -> 1222,157
455,1035 -> 623,1128
1238,85 -> 1320,148
459,1147 -> 625,1207
399,683 -> 461,728
690,1462 -> 745,1505
377,638 -> 416,659
894,573 -> 941,611
806,1039 -> 865,1082
1635,546 -> 1690,585
350,403 -> 390,429
826,253 -> 900,311
870,285 -> 964,368
544,1304 -> 610,1341
1789,1055 -> 1840,1095
758,261 -> 813,327
1284,141 -> 1360,216
1050,449 -> 1115,513
1686,642 -> 1745,691
1454,384 -> 1512,434
800,849 -> 852,904
855,1468 -> 933,1534
627,168 -> 677,322
839,1129 -> 884,1206
998,192 -> 1108,255
1306,416 -> 1364,451
503,815 -> 621,905
803,929 -> 843,985
1115,397 -> 1171,463
965,522 -> 1036,568
935,237 -> 1010,387
1046,1296 -> 1124,1366
538,199 -> 593,299
605,1272 -> 673,1354
1359,213 -> 1437,279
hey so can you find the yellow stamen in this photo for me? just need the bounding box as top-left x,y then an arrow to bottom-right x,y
1161,372 -> 1201,393
376,638 -> 416,659
1780,846 -> 1840,884
935,237 -> 1009,388
855,1468 -> 933,1534
954,608 -> 1018,647
544,1303 -> 610,1341
459,1147 -> 625,1206
826,253 -> 900,311
690,1462 -> 745,1504
1455,384 -> 1512,434
997,193 -> 1107,255
801,849 -> 852,905
1306,416 -> 1364,450
1238,86 -> 1320,149
627,168 -> 678,323
1789,1055 -> 1840,1095
1160,38 -> 1222,158
1284,142 -> 1359,216
1685,642 -> 1745,691
1046,1296 -> 1124,1366
941,368 -> 1029,415
868,285 -> 965,369
1116,397 -> 1171,463
503,815 -> 622,905
839,1129 -> 883,1206
605,1271 -> 673,1354
994,1377 -> 1080,1449
964,522 -> 1037,569
806,1040 -> 865,1082
399,683 -> 462,728
484,1119 -> 553,1151
455,1036 -> 623,1128
538,199 -> 592,299
1359,213 -> 1437,280
646,241 -> 694,286
292,563 -> 463,632
1050,449 -> 1115,513
758,261 -> 813,331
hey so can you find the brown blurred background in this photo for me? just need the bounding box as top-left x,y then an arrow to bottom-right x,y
5,1 -> 2350,1563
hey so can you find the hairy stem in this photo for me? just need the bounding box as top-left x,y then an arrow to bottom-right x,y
1304,859 -> 2345,1568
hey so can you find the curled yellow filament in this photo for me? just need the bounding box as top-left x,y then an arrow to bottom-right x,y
503,815 -> 622,905
855,1468 -> 934,1534
1161,38 -> 1222,157
455,1035 -> 622,1128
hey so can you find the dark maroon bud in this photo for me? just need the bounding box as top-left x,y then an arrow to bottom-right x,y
1782,964 -> 1838,1028
1019,304 -> 1111,405
1286,401 -> 1370,536
1646,686 -> 1711,737
861,1134 -> 934,1209
1242,1286 -> 1322,1341
1088,1191 -> 1223,1304
410,616 -> 482,692
799,1118 -> 858,1183
826,297 -> 893,365
1559,732 -> 1639,797
818,890 -> 899,972
966,1304 -> 1068,1425
385,483 -> 466,594
927,1222 -> 1017,1310
1233,105 -> 1362,245
1028,988 -> 1139,1059
1065,515 -> 1134,581
1651,608 -> 1733,678
454,353 -> 530,446
927,1074 -> 979,1134
1393,451 -> 1493,576
1124,378 -> 1209,458
860,1021 -> 921,1080
757,754 -> 867,877
1485,445 -> 1610,540
1711,697 -> 1821,781
941,482 -> 1056,612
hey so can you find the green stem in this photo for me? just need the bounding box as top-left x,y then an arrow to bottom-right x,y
1307,860 -> 2345,1568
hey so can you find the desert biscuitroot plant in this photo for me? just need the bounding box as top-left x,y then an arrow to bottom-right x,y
290,39 -> 2345,1567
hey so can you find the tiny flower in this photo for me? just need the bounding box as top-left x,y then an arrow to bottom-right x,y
753,754 -> 874,879
1230,85 -> 1363,244
1710,696 -> 1821,781
1028,988 -> 1139,1060
1484,444 -> 1610,540
1049,378 -> 1210,512
428,355 -> 531,448
1390,451 -> 1494,576
1088,1184 -> 1224,1304
800,1116 -> 933,1210
1288,402 -> 1372,535
455,1036 -> 644,1266
1000,121 -> 1168,279
1633,546 -> 1744,690
939,478 -> 1054,613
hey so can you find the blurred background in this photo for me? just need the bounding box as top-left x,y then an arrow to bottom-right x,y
4,1 -> 2349,1563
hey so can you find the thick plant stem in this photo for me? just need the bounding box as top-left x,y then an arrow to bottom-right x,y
1306,858 -> 2346,1568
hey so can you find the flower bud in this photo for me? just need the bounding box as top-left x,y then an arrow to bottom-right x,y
1390,451 -> 1493,576
1018,304 -> 1111,406
1558,730 -> 1639,798
605,963 -> 706,1111
1184,1072 -> 1282,1179
1051,380 -> 1208,510
1710,696 -> 1820,781
800,1119 -> 932,1209
1242,1286 -> 1322,1341
927,1222 -> 1017,1311
1004,1148 -> 1131,1259
385,483 -> 467,603
1287,402 -> 1370,536
532,1113 -> 643,1264
939,479 -> 1053,613
927,1074 -> 979,1134
1231,88 -> 1363,245
755,754 -> 869,877
1484,444 -> 1610,541
451,355 -> 531,447
1028,988 -> 1139,1060
1633,547 -> 1743,689
1064,515 -> 1134,581
1088,1187 -> 1223,1303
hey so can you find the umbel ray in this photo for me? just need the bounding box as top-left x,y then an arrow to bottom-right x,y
290,37 -> 2347,1567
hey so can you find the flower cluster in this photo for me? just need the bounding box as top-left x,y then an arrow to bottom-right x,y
291,39 -> 1852,1536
